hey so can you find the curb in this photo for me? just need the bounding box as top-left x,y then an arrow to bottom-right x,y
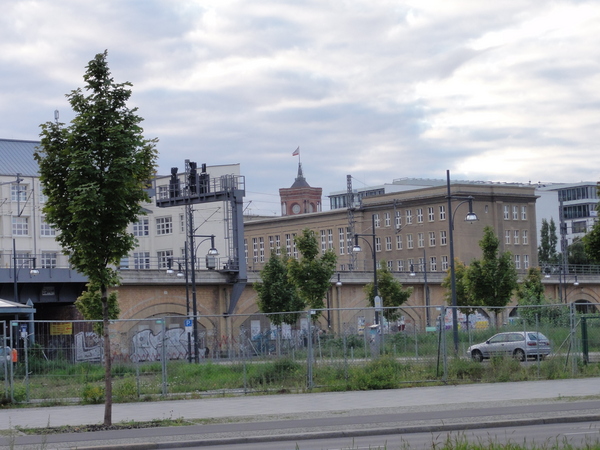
72,414 -> 600,449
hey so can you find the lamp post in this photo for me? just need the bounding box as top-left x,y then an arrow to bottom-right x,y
13,239 -> 39,304
188,233 -> 218,363
409,248 -> 430,327
446,170 -> 478,354
352,214 -> 381,331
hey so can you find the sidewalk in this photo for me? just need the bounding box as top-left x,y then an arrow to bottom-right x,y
1,378 -> 600,449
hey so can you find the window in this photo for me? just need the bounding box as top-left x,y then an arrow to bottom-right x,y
505,230 -> 511,244
133,218 -> 149,237
417,208 -> 424,223
512,206 -> 518,220
522,230 -> 528,245
407,234 -> 414,249
441,255 -> 449,271
521,206 -> 527,220
320,230 -> 327,253
375,237 -> 381,252
503,205 -> 509,220
395,211 -> 402,229
374,214 -> 381,228
259,237 -> 265,262
523,254 -> 529,269
180,214 -> 185,233
572,221 -> 587,233
385,236 -> 392,251
292,233 -> 298,258
406,210 -> 412,224
252,238 -> 258,262
38,185 -> 47,203
515,254 -> 521,269
440,230 -> 447,246
268,236 -> 274,252
157,250 -> 173,269
396,235 -> 403,250
11,184 -> 27,202
275,235 -> 281,255
244,240 -> 248,264
134,252 -> 150,269
513,230 -> 519,245
285,234 -> 292,254
157,185 -> 169,200
156,217 -> 172,235
387,260 -> 393,270
338,228 -> 345,255
41,252 -> 57,269
12,217 -> 28,236
430,256 -> 437,272
439,205 -> 446,221
428,207 -> 434,222
384,212 -> 391,227
429,231 -> 436,247
417,232 -> 424,248
40,217 -> 56,237
15,253 -> 33,268
418,257 -> 425,272
407,258 -> 414,271
328,229 -> 334,250
397,260 -> 404,272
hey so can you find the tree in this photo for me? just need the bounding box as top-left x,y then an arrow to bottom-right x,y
538,218 -> 559,265
288,229 -> 337,317
364,261 -> 412,322
516,267 -> 546,325
255,253 -> 304,326
466,226 -> 518,328
442,259 -> 481,329
568,237 -> 591,265
35,51 -> 157,425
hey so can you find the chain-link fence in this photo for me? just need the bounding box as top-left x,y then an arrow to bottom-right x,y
0,303 -> 593,404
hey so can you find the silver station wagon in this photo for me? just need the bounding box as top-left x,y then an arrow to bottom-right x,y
467,331 -> 552,362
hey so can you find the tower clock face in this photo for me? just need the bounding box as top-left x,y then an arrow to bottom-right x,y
292,204 -> 301,214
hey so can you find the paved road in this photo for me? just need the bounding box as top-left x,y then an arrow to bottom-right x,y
1,378 -> 600,449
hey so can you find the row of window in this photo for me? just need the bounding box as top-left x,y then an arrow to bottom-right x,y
13,252 -> 57,268
9,217 -> 56,237
133,215 -> 186,237
503,205 -> 528,221
376,253 -> 531,272
373,206 -> 448,229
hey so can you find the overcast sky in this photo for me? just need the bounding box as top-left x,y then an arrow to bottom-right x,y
2,1 -> 600,215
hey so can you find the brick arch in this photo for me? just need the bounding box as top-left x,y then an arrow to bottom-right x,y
567,288 -> 599,306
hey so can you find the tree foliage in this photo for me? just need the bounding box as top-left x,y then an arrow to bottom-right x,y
568,238 -> 591,265
516,267 -> 546,325
288,229 -> 337,316
35,51 -> 157,425
75,283 -> 120,335
538,218 -> 559,265
364,261 -> 413,322
466,226 -> 518,326
255,253 -> 304,326
442,258 -> 482,319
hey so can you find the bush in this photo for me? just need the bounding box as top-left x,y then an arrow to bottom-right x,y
81,384 -> 104,404
350,357 -> 404,390
114,375 -> 138,402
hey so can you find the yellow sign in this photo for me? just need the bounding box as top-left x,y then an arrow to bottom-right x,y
50,323 -> 73,335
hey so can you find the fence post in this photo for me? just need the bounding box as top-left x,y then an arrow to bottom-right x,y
307,311 -> 313,390
161,319 -> 167,396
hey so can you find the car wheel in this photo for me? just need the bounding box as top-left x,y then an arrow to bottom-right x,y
471,350 -> 483,362
513,349 -> 525,362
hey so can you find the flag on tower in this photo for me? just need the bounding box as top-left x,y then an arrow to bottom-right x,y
292,146 -> 300,156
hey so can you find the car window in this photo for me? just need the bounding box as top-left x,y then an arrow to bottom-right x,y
489,334 -> 506,344
527,333 -> 548,341
509,333 -> 524,342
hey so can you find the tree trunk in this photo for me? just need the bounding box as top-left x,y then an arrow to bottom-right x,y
102,286 -> 112,426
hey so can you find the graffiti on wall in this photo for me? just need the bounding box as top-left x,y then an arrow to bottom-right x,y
73,327 -> 190,363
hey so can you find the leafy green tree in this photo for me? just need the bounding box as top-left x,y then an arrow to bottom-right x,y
35,51 -> 157,425
364,261 -> 413,322
568,237 -> 591,265
466,226 -> 518,328
288,229 -> 337,317
442,259 -> 481,329
75,283 -> 120,334
255,253 -> 304,326
516,267 -> 546,325
583,222 -> 600,264
538,218 -> 559,265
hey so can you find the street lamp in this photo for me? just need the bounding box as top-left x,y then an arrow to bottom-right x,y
188,233 -> 218,363
352,214 -> 382,330
169,234 -> 218,363
13,239 -> 39,304
446,170 -> 478,354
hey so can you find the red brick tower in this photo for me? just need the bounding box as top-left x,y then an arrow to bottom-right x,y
279,163 -> 322,216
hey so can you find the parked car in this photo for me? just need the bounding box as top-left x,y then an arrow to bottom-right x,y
467,331 -> 551,362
